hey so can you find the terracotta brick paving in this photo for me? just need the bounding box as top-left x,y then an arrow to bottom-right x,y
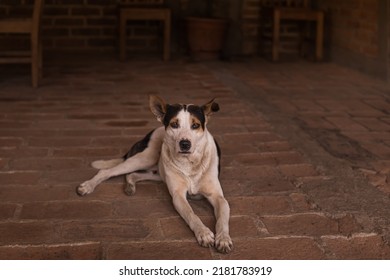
224,60 -> 390,195
1,56 -> 390,259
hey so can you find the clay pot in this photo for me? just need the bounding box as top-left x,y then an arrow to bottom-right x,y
186,17 -> 228,60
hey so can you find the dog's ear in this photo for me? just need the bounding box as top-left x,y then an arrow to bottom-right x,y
202,98 -> 220,117
149,95 -> 166,122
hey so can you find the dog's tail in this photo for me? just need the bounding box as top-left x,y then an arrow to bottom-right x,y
91,158 -> 124,169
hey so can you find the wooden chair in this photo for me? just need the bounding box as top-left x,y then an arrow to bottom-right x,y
261,0 -> 324,61
0,0 -> 44,87
118,0 -> 171,61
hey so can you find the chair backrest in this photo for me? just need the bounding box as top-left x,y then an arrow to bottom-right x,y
262,0 -> 310,8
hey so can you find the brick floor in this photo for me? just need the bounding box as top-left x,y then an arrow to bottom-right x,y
1,55 -> 390,259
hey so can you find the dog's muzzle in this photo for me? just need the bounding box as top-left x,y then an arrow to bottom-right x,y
179,139 -> 191,153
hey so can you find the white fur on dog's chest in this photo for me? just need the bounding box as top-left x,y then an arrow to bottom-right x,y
160,143 -> 212,195
181,163 -> 204,195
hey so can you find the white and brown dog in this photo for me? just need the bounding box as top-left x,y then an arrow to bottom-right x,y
77,95 -> 233,253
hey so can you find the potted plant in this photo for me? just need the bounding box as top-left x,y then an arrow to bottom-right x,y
185,0 -> 228,60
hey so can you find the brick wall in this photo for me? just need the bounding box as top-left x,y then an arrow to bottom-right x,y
44,0 -> 118,52
0,0 -> 258,56
0,0 -> 265,57
317,0 -> 380,59
0,0 -> 167,54
241,0 -> 260,55
388,0 -> 390,82
317,0 -> 388,79
1,0 -> 387,78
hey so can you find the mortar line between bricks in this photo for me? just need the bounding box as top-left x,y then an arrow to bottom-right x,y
0,241 -> 102,248
321,233 -> 380,239
258,212 -> 332,218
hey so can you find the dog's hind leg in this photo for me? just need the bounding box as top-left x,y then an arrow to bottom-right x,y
91,158 -> 124,169
124,167 -> 161,196
77,152 -> 158,196
78,127 -> 164,196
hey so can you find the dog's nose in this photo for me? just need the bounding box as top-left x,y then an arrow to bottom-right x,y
179,139 -> 191,152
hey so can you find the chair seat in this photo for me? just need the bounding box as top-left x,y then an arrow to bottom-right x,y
118,4 -> 165,9
119,7 -> 170,20
276,7 -> 323,21
0,18 -> 32,33
0,56 -> 31,64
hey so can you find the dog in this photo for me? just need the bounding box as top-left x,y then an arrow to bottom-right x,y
77,95 -> 233,253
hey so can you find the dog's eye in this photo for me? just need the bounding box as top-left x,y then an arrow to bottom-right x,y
191,123 -> 200,130
170,122 -> 179,129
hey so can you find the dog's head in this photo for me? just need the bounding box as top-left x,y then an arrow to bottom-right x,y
149,95 -> 219,155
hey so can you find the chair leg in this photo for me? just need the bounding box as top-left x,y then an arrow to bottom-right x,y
31,34 -> 39,88
119,12 -> 127,61
38,39 -> 43,80
163,11 -> 171,61
272,10 -> 281,62
315,12 -> 324,61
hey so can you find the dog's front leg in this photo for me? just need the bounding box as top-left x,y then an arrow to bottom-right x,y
207,193 -> 233,254
171,191 -> 215,248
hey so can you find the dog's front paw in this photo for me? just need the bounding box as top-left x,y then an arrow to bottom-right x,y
195,227 -> 215,248
215,233 -> 233,254
76,181 -> 95,196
